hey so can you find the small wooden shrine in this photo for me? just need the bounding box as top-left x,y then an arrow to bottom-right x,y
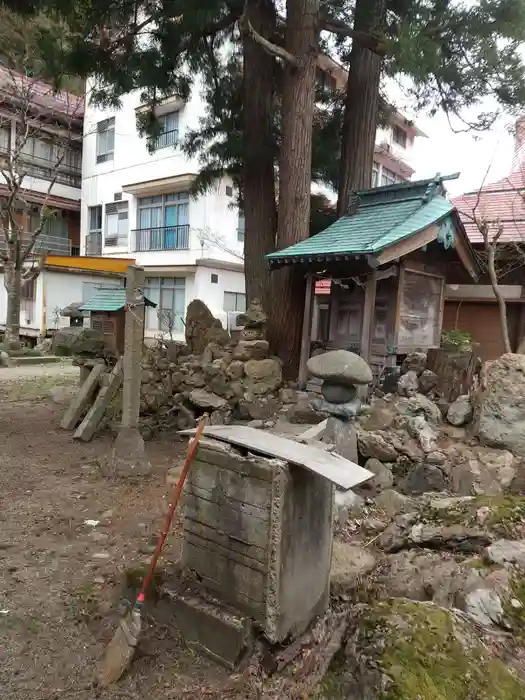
266,174 -> 481,386
79,286 -> 156,355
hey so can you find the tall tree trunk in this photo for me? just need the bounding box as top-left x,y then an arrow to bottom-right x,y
337,0 -> 386,217
267,0 -> 319,376
242,0 -> 277,311
4,261 -> 21,342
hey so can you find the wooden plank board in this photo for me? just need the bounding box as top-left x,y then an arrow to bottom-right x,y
60,363 -> 105,430
74,358 -> 123,442
181,425 -> 373,490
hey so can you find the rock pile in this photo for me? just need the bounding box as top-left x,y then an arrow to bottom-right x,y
139,299 -> 288,436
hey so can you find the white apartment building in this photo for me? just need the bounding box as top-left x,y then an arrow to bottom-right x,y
81,75 -> 245,340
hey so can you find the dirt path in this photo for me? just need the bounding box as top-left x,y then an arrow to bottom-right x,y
0,396 -> 230,699
0,361 -> 78,381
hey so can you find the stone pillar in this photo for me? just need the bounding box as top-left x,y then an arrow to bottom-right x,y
112,265 -> 150,475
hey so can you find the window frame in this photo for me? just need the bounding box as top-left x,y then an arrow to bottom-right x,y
224,291 -> 247,313
144,276 -> 186,333
96,117 -> 115,164
392,125 -> 407,148
104,200 -> 129,247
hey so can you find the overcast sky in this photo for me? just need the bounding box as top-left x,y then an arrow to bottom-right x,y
409,109 -> 516,197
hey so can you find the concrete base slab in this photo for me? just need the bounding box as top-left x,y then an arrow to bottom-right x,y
166,589 -> 253,669
111,426 -> 151,476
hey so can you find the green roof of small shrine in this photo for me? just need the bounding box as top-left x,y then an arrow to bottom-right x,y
267,175 -> 470,266
80,287 -> 156,312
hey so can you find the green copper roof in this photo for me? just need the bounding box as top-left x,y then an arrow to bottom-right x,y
266,176 -> 460,264
80,287 -> 156,312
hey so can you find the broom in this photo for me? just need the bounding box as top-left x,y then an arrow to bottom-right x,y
98,415 -> 207,687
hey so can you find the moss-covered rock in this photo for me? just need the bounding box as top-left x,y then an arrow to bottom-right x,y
422,495 -> 525,539
318,599 -> 525,700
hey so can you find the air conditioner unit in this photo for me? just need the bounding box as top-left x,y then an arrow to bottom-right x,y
105,236 -> 118,246
226,311 -> 245,332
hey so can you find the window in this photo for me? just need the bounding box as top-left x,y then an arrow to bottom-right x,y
144,277 -> 186,333
29,213 -> 68,238
371,162 -> 379,187
88,205 -> 102,234
0,127 -> 9,152
96,117 -> 115,164
136,191 -> 189,251
224,292 -> 246,313
381,167 -> 403,187
148,112 -> 179,151
392,125 -> 407,148
211,273 -> 218,284
237,212 -> 245,242
225,185 -> 233,197
105,201 -> 128,246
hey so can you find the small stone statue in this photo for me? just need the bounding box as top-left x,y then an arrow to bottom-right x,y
237,298 -> 267,341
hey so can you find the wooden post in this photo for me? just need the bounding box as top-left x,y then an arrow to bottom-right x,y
360,270 -> 378,366
298,272 -> 315,389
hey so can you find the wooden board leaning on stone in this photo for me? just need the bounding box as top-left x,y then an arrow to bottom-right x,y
181,425 -> 373,490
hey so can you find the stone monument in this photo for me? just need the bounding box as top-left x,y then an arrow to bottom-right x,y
308,349 -> 373,462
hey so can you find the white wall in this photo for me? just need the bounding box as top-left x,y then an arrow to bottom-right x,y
0,268 -> 124,335
142,265 -> 245,341
81,76 -> 243,265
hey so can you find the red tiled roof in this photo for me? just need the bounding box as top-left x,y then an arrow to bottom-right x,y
452,169 -> 525,244
0,67 -> 84,122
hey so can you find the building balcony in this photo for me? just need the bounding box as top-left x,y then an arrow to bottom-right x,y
133,224 -> 190,252
85,232 -> 102,256
0,233 -> 72,256
147,129 -> 178,151
0,148 -> 82,188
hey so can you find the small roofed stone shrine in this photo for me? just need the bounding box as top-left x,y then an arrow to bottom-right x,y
79,287 -> 156,355
266,174 -> 481,386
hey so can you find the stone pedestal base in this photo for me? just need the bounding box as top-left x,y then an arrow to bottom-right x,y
322,417 -> 358,463
111,426 -> 151,476
165,587 -> 253,669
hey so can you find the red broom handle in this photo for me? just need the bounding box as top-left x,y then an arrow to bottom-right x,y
136,416 -> 207,607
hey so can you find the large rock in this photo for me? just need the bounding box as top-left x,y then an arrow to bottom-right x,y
397,370 -> 419,397
406,415 -> 438,453
286,398 -> 325,424
444,444 -> 517,496
235,298 -> 267,330
473,354 -> 525,457
380,520 -> 492,554
52,327 -> 115,358
359,399 -> 395,431
399,463 -> 446,495
361,458 -> 394,492
374,489 -> 413,516
307,349 -> 372,387
401,351 -> 427,375
185,300 -> 230,354
188,388 -> 228,410
232,339 -> 270,361
418,369 -> 438,394
447,394 -> 473,426
330,542 -> 376,595
357,429 -> 398,461
394,393 -> 442,425
244,358 -> 282,395
486,539 -> 525,570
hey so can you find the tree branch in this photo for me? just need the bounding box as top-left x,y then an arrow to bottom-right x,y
321,15 -> 387,56
239,11 -> 299,66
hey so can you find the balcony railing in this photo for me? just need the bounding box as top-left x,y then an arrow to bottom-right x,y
85,232 -> 103,256
0,148 -> 82,188
147,129 -> 178,151
0,233 -> 72,256
133,224 -> 190,252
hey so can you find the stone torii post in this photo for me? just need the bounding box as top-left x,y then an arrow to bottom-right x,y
112,264 -> 150,475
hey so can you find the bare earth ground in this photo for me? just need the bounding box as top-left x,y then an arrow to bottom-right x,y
0,368 -> 234,700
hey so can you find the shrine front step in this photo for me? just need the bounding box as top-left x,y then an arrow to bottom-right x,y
163,587 -> 254,669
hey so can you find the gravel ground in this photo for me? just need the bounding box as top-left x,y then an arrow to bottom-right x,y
0,392 -> 232,699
